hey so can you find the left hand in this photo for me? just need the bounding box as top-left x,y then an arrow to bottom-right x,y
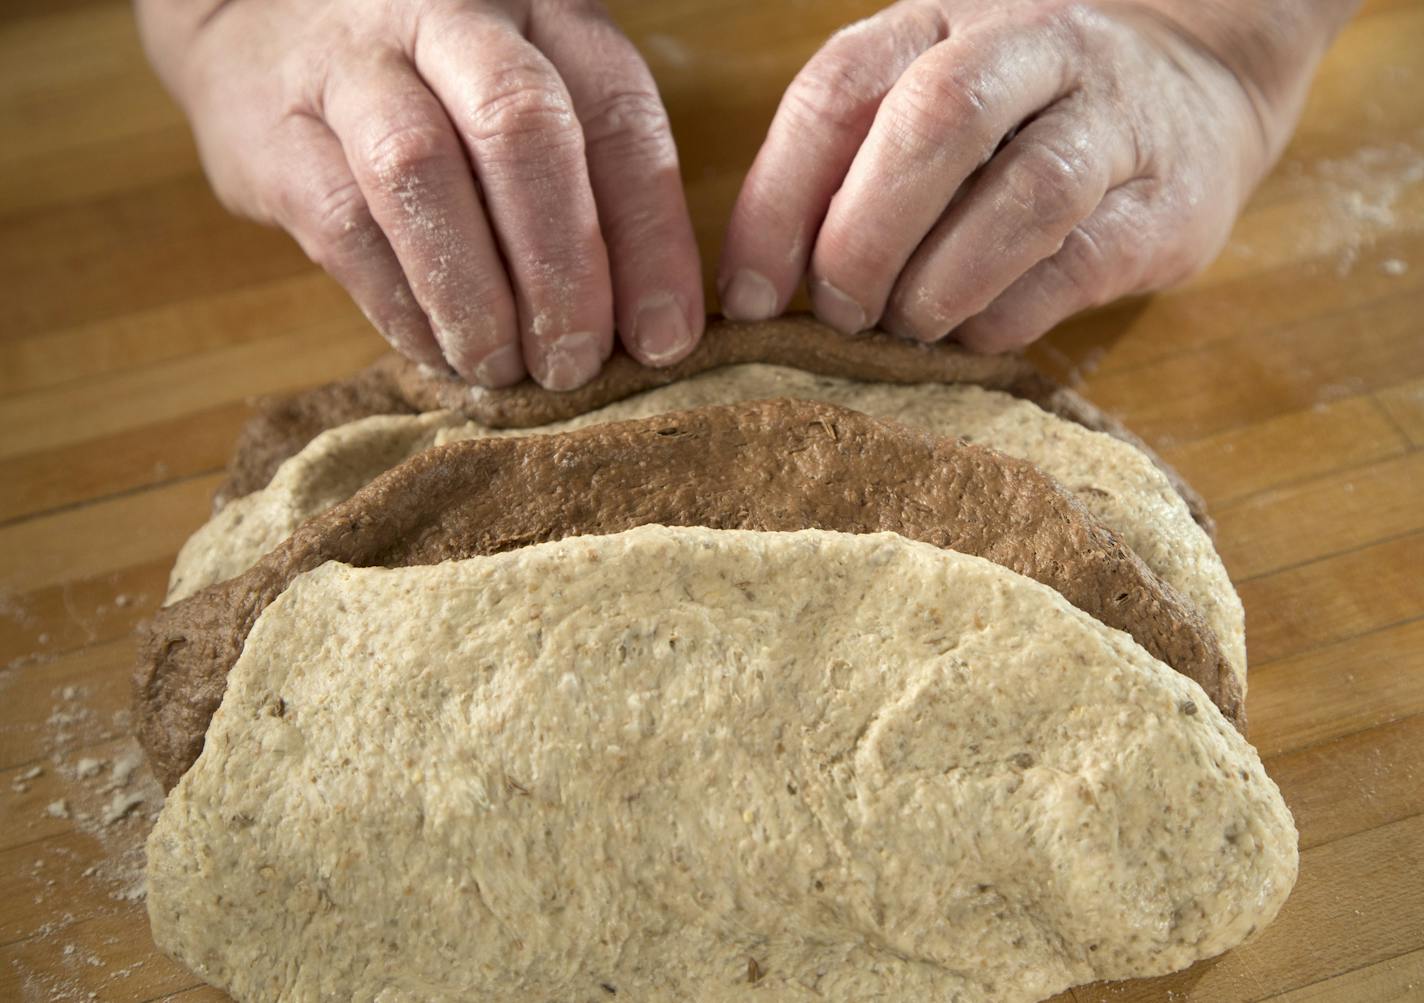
718,0 -> 1349,352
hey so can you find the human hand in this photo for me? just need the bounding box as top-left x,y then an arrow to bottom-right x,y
136,0 -> 703,389
720,0 -> 1357,352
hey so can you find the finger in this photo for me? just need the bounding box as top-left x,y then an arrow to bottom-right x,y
718,0 -> 947,320
954,182 -> 1156,353
809,15 -> 1082,335
884,97 -> 1137,342
414,8 -> 613,391
325,52 -> 522,386
530,3 -> 703,368
263,113 -> 444,369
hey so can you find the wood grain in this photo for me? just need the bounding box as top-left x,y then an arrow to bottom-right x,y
0,0 -> 1420,1000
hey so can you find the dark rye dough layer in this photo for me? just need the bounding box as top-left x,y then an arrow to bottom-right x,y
217,314 -> 1213,535
138,399 -> 1242,791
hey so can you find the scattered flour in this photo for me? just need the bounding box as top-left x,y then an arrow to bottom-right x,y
104,749 -> 143,792
1230,138 -> 1424,277
0,589 -> 38,629
1310,141 -> 1424,276
46,695 -> 96,751
73,757 -> 103,779
99,791 -> 145,826
5,668 -> 165,1001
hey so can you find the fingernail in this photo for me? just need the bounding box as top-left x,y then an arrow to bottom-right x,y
632,294 -> 692,365
537,331 -> 603,391
721,268 -> 778,321
810,279 -> 867,336
471,343 -> 525,388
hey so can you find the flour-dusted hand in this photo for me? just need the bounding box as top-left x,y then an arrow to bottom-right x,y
137,0 -> 703,389
720,0 -> 1358,352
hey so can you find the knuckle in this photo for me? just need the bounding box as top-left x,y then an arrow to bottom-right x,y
1002,140 -> 1096,228
890,64 -> 998,150
302,179 -> 375,266
782,46 -> 885,131
580,87 -> 676,168
1054,223 -> 1116,303
463,64 -> 582,164
1093,183 -> 1214,295
359,121 -> 452,184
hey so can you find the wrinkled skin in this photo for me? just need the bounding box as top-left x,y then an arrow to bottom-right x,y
138,0 -> 1356,387
720,0 -> 1359,350
137,0 -> 705,390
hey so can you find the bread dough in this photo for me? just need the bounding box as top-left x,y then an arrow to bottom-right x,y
136,400 -> 1240,790
167,367 -> 1244,692
147,527 -> 1295,1003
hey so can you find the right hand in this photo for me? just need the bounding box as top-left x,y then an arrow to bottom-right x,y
718,0 -> 1354,354
136,0 -> 704,389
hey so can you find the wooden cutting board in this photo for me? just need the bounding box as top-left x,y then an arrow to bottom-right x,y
1,0 -> 1420,1000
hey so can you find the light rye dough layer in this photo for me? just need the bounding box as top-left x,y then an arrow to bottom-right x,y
166,365 -> 1246,688
147,527 -> 1294,1003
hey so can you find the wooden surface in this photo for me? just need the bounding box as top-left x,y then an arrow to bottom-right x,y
1,0 -> 1421,1000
